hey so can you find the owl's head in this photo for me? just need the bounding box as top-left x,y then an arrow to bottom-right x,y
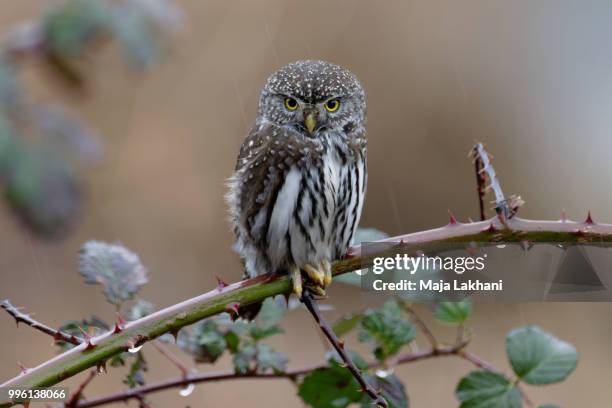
259,60 -> 366,137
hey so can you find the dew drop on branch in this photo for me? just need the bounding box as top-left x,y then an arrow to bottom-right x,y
128,344 -> 143,353
179,383 -> 195,397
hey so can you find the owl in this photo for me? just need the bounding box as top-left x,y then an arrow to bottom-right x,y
227,60 -> 366,300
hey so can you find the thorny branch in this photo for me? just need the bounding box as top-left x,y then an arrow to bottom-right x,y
1,143 -> 610,407
301,293 -> 388,407
0,300 -> 82,346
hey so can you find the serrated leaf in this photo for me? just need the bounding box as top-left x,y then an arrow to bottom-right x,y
78,241 -> 148,305
455,371 -> 522,408
358,299 -> 416,362
332,313 -> 363,337
128,299 -> 154,321
178,319 -> 226,364
362,373 -> 408,408
124,351 -> 147,388
506,326 -> 578,385
256,344 -> 287,374
298,361 -> 362,408
434,300 -> 472,325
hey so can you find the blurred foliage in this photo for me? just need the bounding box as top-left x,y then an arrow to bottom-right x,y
0,0 -> 180,238
78,240 -> 149,306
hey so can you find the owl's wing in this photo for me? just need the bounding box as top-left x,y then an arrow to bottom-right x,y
232,123 -> 314,247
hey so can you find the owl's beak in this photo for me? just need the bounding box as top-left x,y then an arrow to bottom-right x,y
304,111 -> 318,134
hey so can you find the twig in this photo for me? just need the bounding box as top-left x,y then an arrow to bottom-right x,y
472,145 -> 487,221
0,300 -> 82,346
399,301 -> 438,349
73,342 -> 514,408
64,370 -> 96,408
151,341 -> 189,377
473,143 -> 508,216
300,292 -> 388,407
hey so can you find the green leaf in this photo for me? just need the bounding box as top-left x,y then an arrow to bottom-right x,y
434,300 -> 472,325
256,296 -> 286,330
455,371 -> 522,408
128,299 -> 154,321
538,405 -> 561,408
225,331 -> 240,354
78,241 -> 148,305
233,344 -> 257,374
298,361 -> 362,408
256,344 -> 288,374
4,145 -> 81,237
111,6 -> 160,67
362,373 -> 408,408
506,326 -> 578,385
249,325 -> 284,341
178,319 -> 226,364
358,299 -> 416,362
124,351 -> 147,388
44,0 -> 110,57
332,313 -> 363,337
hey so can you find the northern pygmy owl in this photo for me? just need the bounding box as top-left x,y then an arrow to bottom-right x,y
228,60 -> 366,300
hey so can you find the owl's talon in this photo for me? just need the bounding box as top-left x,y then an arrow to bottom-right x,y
322,259 -> 332,287
303,264 -> 325,286
290,267 -> 303,298
305,284 -> 326,297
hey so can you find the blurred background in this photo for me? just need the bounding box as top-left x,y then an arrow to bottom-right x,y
1,0 -> 612,406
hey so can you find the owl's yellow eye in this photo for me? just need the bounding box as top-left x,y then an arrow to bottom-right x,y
324,99 -> 340,112
284,97 -> 298,111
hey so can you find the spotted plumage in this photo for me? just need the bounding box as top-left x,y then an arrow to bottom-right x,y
227,60 -> 367,300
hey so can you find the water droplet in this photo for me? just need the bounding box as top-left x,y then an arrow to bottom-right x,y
496,244 -> 506,249
375,368 -> 392,378
179,383 -> 195,397
97,362 -> 107,375
128,344 -> 143,353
